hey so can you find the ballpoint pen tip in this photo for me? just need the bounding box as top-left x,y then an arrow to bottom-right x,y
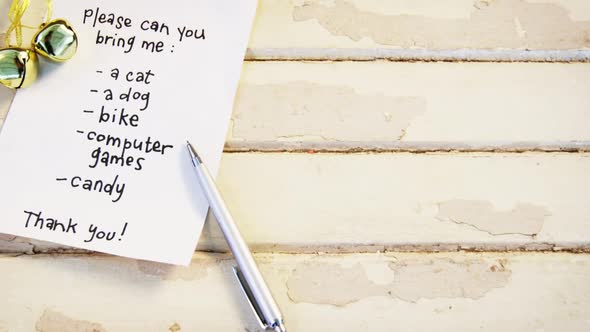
186,141 -> 203,165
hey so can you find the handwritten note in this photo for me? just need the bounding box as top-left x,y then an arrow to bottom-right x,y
0,0 -> 257,265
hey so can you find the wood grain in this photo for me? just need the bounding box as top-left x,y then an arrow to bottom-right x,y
0,252 -> 588,332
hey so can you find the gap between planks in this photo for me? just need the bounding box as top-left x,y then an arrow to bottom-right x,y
4,241 -> 590,256
223,141 -> 590,154
245,48 -> 590,63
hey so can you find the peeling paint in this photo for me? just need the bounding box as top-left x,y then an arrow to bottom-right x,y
293,0 -> 590,49
168,322 -> 181,332
0,234 -> 16,242
0,234 -> 37,254
287,262 -> 382,305
436,200 -> 550,236
474,0 -> 494,10
232,82 -> 426,141
136,260 -> 207,281
35,309 -> 106,332
39,256 -> 210,282
286,257 -> 510,305
513,16 -> 527,39
387,258 -> 510,302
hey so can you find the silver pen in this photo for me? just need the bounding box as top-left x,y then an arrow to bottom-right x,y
186,141 -> 287,332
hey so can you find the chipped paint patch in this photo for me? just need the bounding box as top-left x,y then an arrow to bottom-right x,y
41,256 -> 210,282
232,82 -> 426,141
35,309 -> 106,332
291,0 -> 475,19
136,259 -> 207,281
388,258 -> 510,302
168,322 -> 181,332
527,0 -> 590,21
436,200 -> 550,236
0,234 -> 38,254
293,0 -> 590,49
287,262 -> 381,305
474,0 -> 494,10
0,234 -> 16,242
286,257 -> 510,305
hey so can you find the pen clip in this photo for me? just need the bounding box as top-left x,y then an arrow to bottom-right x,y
232,266 -> 268,330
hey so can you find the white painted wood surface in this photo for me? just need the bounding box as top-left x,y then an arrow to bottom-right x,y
0,252 -> 589,332
229,62 -> 590,150
4,0 -> 590,61
3,62 -> 590,253
0,0 -> 589,331
4,62 -> 590,151
208,153 -> 590,251
248,0 -> 590,61
2,153 -> 589,253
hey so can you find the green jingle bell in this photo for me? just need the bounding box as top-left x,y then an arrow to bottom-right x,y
33,19 -> 78,62
0,48 -> 38,89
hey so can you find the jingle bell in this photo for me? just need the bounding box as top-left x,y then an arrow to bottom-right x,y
33,19 -> 78,62
0,48 -> 38,89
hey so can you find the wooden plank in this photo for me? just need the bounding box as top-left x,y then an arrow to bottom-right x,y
6,0 -> 590,61
1,153 -> 589,253
248,0 -> 590,61
0,252 -> 588,331
4,62 -> 589,151
228,62 -> 590,150
205,153 -> 590,252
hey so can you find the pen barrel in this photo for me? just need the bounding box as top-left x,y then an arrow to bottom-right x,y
194,164 -> 284,327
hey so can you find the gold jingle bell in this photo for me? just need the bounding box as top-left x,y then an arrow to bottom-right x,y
0,48 -> 38,89
33,19 -> 77,62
